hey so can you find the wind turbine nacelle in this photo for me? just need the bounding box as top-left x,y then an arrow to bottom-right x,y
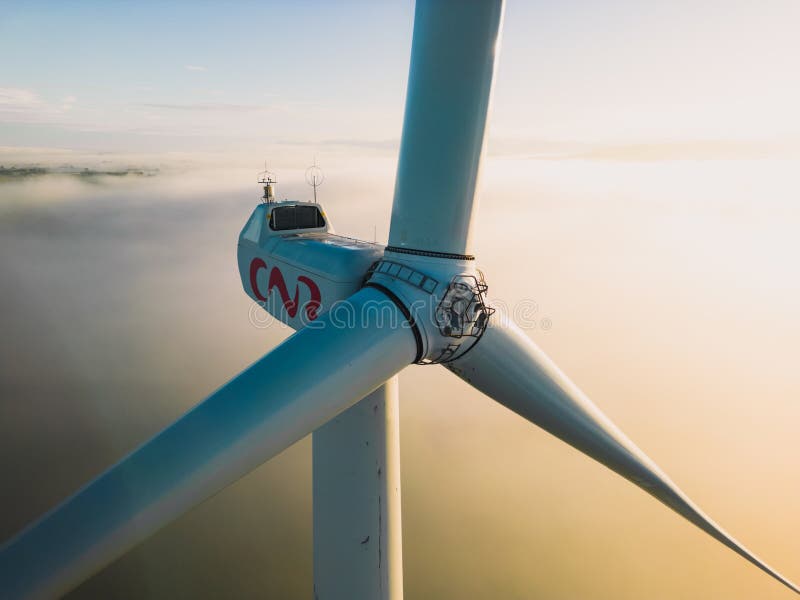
238,201 -> 384,329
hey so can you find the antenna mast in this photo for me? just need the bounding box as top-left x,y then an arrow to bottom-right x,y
258,162 -> 276,203
305,159 -> 325,204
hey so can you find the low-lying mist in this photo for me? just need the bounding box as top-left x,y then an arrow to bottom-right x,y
1,156 -> 798,599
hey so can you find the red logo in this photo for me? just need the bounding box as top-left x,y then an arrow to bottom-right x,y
249,258 -> 321,321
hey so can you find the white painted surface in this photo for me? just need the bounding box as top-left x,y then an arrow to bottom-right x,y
313,377 -> 403,600
389,0 -> 505,255
238,204 -> 385,330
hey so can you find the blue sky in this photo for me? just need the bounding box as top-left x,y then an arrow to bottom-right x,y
1,0 -> 799,156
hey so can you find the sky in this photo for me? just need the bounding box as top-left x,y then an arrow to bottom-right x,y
1,2 -> 799,599
2,0 -> 800,158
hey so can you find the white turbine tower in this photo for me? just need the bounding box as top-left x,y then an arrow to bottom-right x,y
1,2 -> 798,599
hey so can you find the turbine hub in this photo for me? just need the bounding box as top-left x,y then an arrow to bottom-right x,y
363,250 -> 494,364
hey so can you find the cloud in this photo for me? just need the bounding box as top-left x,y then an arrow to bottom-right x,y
61,95 -> 77,111
184,65 -> 208,72
140,102 -> 267,113
556,139 -> 800,162
0,88 -> 74,123
0,88 -> 44,112
485,137 -> 800,161
276,138 -> 399,152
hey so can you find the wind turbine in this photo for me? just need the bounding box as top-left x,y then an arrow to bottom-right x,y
1,1 -> 798,599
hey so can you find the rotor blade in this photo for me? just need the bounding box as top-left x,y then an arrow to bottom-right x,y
0,287 -> 416,600
388,0 -> 504,256
445,308 -> 799,595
